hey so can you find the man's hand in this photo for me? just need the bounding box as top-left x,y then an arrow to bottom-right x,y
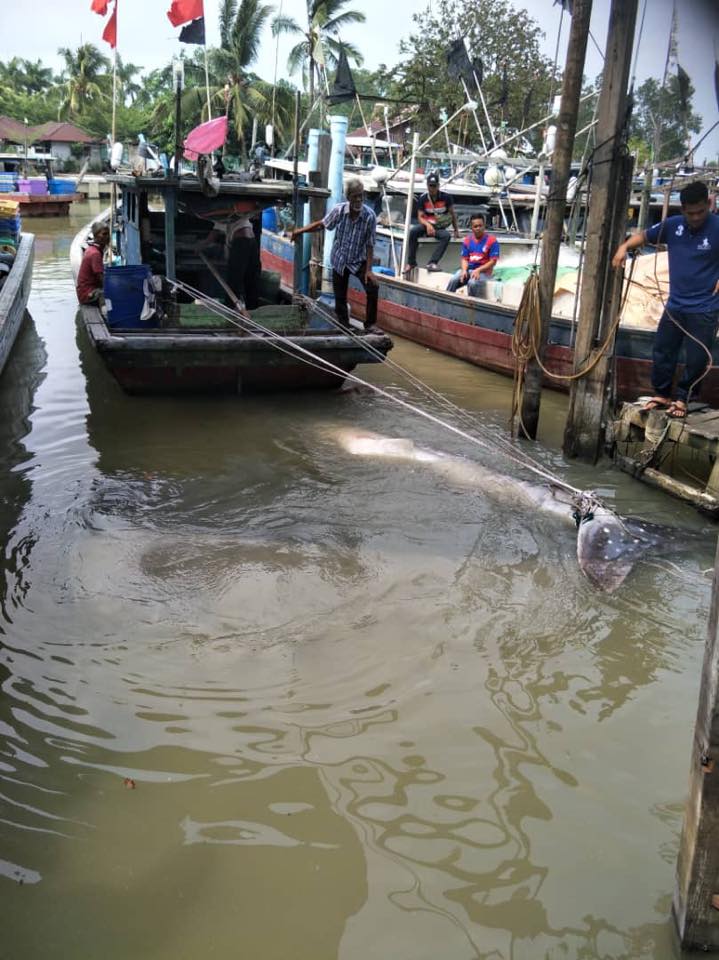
425,223 -> 436,238
289,228 -> 301,242
453,228 -> 460,239
460,269 -> 468,282
714,278 -> 719,296
365,270 -> 377,287
611,244 -> 628,270
471,268 -> 482,281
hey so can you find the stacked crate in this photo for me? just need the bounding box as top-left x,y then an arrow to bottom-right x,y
0,197 -> 21,255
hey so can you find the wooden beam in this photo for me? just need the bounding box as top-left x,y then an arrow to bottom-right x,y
309,132 -> 331,299
164,187 -> 177,281
674,534 -> 719,949
519,0 -> 593,439
563,0 -> 638,461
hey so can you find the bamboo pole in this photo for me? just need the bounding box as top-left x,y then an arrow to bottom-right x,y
399,133 -> 419,278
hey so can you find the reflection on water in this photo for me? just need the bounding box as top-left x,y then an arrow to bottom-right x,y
0,202 -> 713,958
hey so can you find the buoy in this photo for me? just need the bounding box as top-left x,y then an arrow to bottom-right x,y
484,165 -> 502,187
110,142 -> 123,169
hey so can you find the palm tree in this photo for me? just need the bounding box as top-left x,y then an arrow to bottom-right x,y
57,44 -> 110,118
272,0 -> 365,108
0,57 -> 27,92
115,56 -> 143,105
211,0 -> 277,155
20,59 -> 54,95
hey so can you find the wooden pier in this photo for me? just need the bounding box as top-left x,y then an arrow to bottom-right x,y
607,401 -> 719,516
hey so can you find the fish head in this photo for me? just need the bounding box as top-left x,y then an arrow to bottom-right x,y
574,495 -> 668,592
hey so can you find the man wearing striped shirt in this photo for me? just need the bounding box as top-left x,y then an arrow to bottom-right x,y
291,178 -> 378,332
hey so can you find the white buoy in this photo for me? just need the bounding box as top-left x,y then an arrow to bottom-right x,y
484,165 -> 502,187
265,124 -> 274,147
490,148 -> 508,162
110,142 -> 123,169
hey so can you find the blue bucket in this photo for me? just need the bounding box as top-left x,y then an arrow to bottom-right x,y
104,265 -> 152,328
261,206 -> 279,232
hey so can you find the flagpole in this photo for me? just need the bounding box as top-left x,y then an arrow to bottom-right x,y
203,46 -> 212,120
110,4 -> 118,264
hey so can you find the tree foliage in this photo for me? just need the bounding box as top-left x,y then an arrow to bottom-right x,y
629,73 -> 702,164
385,0 -> 556,151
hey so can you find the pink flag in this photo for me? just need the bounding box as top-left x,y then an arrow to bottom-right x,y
183,115 -> 228,161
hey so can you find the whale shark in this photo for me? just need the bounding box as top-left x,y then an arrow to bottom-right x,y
335,429 -> 693,592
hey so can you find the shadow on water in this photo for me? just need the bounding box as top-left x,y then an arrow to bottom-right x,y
0,316 -> 46,624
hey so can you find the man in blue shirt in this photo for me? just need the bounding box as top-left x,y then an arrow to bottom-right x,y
446,213 -> 500,297
612,181 -> 719,418
290,178 -> 378,332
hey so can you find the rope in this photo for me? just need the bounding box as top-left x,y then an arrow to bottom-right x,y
168,277 -> 585,498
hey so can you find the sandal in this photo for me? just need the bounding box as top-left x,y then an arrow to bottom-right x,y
640,396 -> 670,412
666,400 -> 687,419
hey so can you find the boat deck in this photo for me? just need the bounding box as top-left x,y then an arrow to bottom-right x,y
608,400 -> 719,516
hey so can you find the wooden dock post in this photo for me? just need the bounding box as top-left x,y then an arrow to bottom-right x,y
674,533 -> 719,950
309,132 -> 331,298
563,0 -> 638,461
519,0 -> 593,439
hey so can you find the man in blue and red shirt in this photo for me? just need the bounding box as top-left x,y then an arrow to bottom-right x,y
76,221 -> 110,307
612,180 -> 719,418
446,213 -> 500,297
405,172 -> 459,275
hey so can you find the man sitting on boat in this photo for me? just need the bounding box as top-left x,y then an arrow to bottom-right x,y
404,172 -> 459,276
76,221 -> 110,309
445,213 -> 499,298
290,178 -> 378,333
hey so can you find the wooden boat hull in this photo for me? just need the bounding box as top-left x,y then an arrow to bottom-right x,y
77,304 -> 392,394
261,230 -> 719,404
16,194 -> 82,217
0,232 -> 34,378
72,222 -> 392,396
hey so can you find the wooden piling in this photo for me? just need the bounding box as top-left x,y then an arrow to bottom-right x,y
309,132 -> 331,298
519,0 -> 593,439
563,0 -> 638,461
673,533 -> 719,950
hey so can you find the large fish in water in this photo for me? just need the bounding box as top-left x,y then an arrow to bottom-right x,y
335,429 -> 692,593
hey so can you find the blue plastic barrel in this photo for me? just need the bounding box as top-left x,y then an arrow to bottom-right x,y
104,265 -> 152,327
261,206 -> 279,232
522,173 -> 535,185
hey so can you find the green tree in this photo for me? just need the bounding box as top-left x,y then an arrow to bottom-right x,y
629,74 -> 702,164
272,0 -> 365,110
115,56 -> 143,105
57,43 -> 111,118
211,0 -> 279,155
383,0 -> 555,152
20,59 -> 55,95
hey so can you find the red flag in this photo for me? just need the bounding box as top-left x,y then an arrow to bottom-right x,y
102,1 -> 117,48
167,0 -> 203,28
90,0 -> 109,13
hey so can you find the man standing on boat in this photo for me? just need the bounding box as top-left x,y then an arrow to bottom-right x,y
445,212 -> 499,297
290,178 -> 378,333
612,181 -> 719,419
76,222 -> 110,309
404,172 -> 460,276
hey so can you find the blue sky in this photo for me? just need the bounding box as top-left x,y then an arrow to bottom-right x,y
3,0 -> 718,160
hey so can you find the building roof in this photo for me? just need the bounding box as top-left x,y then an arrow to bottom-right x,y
0,116 -> 100,145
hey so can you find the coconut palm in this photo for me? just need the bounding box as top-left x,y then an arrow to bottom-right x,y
57,44 -> 110,118
0,58 -> 27,92
20,59 -> 55,95
115,56 -> 143,105
211,0 -> 278,155
271,0 -> 365,108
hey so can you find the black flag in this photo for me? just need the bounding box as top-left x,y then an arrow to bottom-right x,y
472,57 -> 483,87
179,16 -> 205,44
327,45 -> 356,104
553,0 -> 573,12
446,39 -> 472,81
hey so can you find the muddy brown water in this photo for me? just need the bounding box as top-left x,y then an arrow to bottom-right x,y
0,202 -> 714,959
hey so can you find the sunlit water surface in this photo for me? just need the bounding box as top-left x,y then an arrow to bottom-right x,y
0,202 -> 714,959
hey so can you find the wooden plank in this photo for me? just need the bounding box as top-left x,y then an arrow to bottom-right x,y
673,535 -> 719,949
613,452 -> 719,516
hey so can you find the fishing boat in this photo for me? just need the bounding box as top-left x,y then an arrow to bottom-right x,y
70,172 -> 392,395
0,153 -> 82,217
260,219 -> 719,405
0,195 -> 35,378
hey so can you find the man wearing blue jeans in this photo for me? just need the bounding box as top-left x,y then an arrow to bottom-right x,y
612,181 -> 719,418
446,213 -> 499,297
